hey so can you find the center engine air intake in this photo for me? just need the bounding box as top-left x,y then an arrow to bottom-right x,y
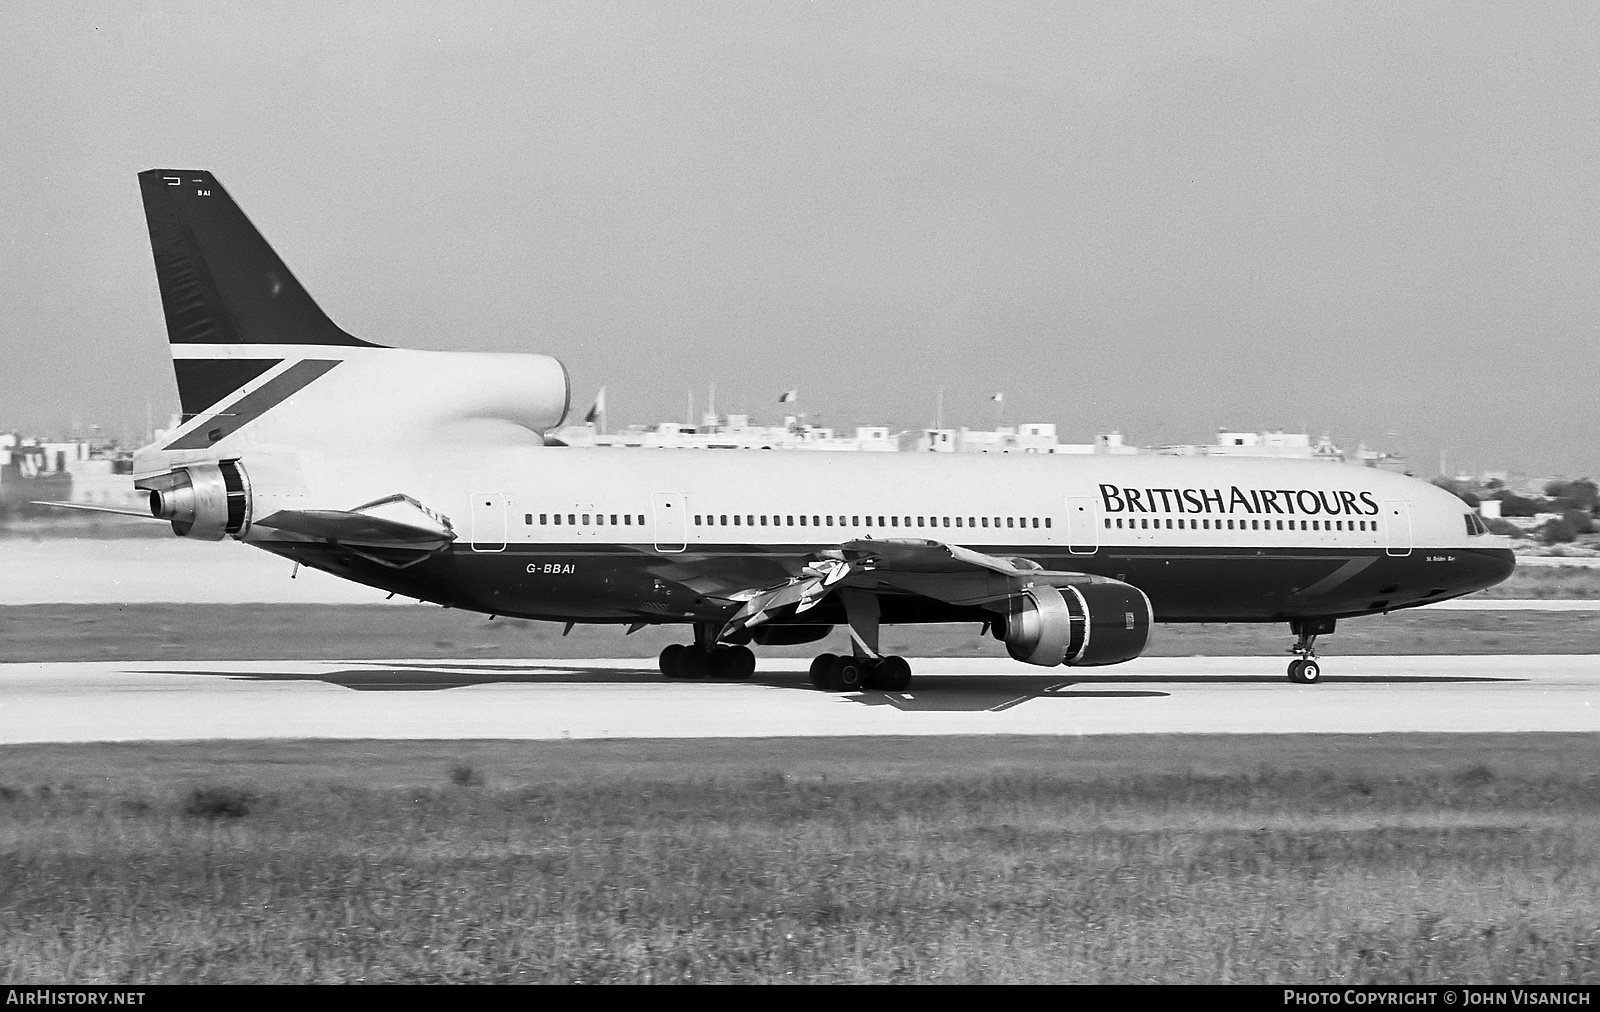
144,460 -> 251,540
1000,580 -> 1153,667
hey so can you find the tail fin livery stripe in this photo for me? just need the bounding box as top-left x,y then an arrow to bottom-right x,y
173,358 -> 281,418
163,359 -> 341,450
137,169 -> 380,348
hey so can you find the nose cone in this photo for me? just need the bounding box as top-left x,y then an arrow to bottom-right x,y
1463,547 -> 1516,593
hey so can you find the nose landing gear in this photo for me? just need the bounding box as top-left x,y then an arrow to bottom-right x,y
1288,617 -> 1335,684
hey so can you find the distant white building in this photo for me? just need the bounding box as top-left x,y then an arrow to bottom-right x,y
913,425 -> 1144,455
555,414 -> 898,452
1158,429 -> 1345,462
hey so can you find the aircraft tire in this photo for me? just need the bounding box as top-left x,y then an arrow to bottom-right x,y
809,653 -> 837,690
869,656 -> 913,692
676,646 -> 710,680
711,646 -> 756,680
660,644 -> 687,679
1287,659 -> 1322,684
828,655 -> 867,692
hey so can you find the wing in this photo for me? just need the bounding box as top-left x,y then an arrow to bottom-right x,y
720,537 -> 1110,636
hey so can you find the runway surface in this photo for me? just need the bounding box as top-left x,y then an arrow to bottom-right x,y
3,655 -> 1596,743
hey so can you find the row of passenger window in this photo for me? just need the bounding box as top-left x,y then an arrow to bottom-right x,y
693,514 -> 1050,530
526,513 -> 645,526
1109,517 -> 1374,532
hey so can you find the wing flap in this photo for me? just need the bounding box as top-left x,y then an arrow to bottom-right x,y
718,537 -> 1110,635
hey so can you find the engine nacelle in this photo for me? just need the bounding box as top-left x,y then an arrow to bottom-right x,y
143,460 -> 251,540
751,624 -> 834,646
1001,580 -> 1153,667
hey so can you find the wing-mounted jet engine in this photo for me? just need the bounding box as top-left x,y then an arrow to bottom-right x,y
995,581 -> 1153,667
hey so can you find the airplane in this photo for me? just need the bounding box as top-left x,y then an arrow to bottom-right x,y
50,169 -> 1517,691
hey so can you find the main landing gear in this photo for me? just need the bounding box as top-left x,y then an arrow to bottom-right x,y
807,653 -> 912,692
659,642 -> 757,680
1288,617 -> 1336,684
806,588 -> 912,692
659,622 -> 756,680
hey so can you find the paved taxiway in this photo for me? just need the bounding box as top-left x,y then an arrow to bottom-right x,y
2,655 -> 1596,743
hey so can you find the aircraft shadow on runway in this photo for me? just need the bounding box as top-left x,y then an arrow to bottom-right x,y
135,662 -> 1523,714
137,663 -> 1168,712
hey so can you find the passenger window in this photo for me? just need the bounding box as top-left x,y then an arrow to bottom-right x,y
582,514 -> 589,525
943,517 -> 950,527
553,514 -> 562,526
1045,518 -> 1052,528
853,516 -> 860,526
891,517 -> 899,527
539,514 -> 548,525
733,515 -> 741,526
813,516 -> 820,526
1032,518 -> 1039,529
1116,519 -> 1124,528
1006,518 -> 1014,528
1104,519 -> 1111,529
1165,519 -> 1172,529
955,517 -> 963,528
624,515 -> 631,525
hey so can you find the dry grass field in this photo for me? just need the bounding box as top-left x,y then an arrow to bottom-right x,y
1,735 -> 1596,984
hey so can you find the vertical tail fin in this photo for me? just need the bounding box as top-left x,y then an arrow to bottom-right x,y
138,169 -> 381,417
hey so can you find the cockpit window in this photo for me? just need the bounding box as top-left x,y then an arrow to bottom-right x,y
1464,513 -> 1488,536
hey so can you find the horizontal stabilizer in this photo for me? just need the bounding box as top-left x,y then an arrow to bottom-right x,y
253,509 -> 455,551
29,501 -> 163,520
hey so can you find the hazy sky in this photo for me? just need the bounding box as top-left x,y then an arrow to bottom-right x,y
3,2 -> 1595,476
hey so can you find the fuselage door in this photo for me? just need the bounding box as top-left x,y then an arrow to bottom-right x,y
1381,499 -> 1412,557
471,492 -> 507,553
1065,495 -> 1098,555
651,492 -> 687,553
